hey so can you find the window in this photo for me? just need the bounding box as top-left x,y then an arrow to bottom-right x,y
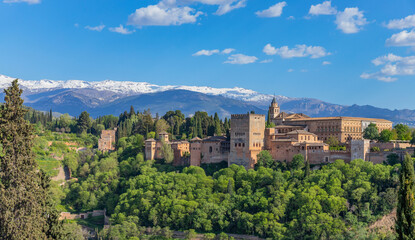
209,146 -> 212,153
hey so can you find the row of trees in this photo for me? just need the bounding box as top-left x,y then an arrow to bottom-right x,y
116,108 -> 231,140
364,123 -> 415,143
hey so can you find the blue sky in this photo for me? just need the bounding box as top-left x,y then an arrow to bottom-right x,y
1,0 -> 415,110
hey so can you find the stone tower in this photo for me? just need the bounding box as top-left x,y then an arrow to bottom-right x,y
228,113 -> 265,169
269,97 -> 280,119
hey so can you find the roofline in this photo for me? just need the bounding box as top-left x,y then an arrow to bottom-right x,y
286,116 -> 392,123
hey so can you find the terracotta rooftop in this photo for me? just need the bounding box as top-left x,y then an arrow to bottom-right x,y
145,138 -> 156,142
286,130 -> 317,136
190,137 -> 202,141
286,116 -> 392,123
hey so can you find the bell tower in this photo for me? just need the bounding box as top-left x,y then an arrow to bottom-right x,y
269,96 -> 280,119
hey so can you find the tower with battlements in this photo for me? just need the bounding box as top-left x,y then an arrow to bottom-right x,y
228,113 -> 265,169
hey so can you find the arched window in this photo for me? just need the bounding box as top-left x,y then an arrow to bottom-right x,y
209,146 -> 213,153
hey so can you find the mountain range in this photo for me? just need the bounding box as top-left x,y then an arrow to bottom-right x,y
1,74 -> 414,125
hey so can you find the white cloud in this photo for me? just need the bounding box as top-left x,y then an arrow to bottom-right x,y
287,69 -> 294,72
309,1 -> 337,16
361,53 -> 415,82
263,44 -> 330,59
193,49 -> 220,56
224,54 -> 258,64
287,16 -> 295,20
335,7 -> 368,34
3,0 -> 39,4
163,0 -> 247,15
256,2 -> 286,18
322,61 -> 331,65
260,59 -> 273,63
109,25 -> 135,34
215,0 -> 246,15
385,14 -> 415,29
263,44 -> 278,55
128,4 -> 202,27
85,24 -> 105,32
222,48 -> 235,54
193,48 -> 235,56
386,29 -> 415,47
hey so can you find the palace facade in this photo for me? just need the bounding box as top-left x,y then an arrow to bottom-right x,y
268,97 -> 393,142
138,97 -> 399,169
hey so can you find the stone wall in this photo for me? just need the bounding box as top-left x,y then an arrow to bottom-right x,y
229,114 -> 265,169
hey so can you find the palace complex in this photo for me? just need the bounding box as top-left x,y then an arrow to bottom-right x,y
111,97 -> 411,169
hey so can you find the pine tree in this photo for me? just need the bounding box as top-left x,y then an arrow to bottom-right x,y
0,80 -> 59,239
396,153 -> 415,240
77,111 -> 91,134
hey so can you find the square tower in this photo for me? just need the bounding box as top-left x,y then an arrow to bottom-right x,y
229,113 -> 265,169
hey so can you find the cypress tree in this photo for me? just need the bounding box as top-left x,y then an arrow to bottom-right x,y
0,80 -> 60,239
214,113 -> 222,136
396,153 -> 415,240
197,118 -> 203,138
304,159 -> 311,178
266,109 -> 271,127
129,105 -> 135,117
193,118 -> 197,139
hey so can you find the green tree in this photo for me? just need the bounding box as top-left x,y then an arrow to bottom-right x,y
304,159 -> 311,177
327,135 -> 339,147
214,113 -> 222,136
363,123 -> 379,140
0,80 -> 59,239
155,119 -> 169,137
77,111 -> 91,134
161,140 -> 174,164
256,150 -> 274,168
290,154 -> 305,170
410,130 -> 415,146
379,129 -> 393,142
395,124 -> 412,141
266,110 -> 275,128
396,153 -> 415,240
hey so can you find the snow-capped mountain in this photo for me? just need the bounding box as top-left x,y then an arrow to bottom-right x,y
0,74 -> 290,105
1,74 -> 414,125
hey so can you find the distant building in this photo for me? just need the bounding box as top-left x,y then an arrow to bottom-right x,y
145,132 -> 190,166
228,113 -> 265,169
98,129 -> 117,152
268,97 -> 393,143
264,128 -> 330,164
189,136 -> 230,166
141,98 -> 400,169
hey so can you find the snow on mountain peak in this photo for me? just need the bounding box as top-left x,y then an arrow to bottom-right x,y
0,74 -> 289,104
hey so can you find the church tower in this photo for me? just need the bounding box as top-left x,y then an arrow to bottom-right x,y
269,97 -> 280,119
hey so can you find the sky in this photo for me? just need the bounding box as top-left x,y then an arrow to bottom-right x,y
1,0 -> 415,110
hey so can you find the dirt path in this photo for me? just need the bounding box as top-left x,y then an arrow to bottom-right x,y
52,166 -> 70,182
